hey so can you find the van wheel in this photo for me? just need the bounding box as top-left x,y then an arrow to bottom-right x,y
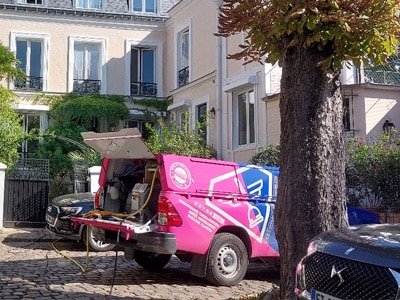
205,233 -> 249,286
134,250 -> 171,270
82,226 -> 115,252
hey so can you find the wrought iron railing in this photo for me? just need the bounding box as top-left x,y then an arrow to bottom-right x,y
7,157 -> 49,181
130,82 -> 157,97
14,76 -> 43,91
364,68 -> 400,86
178,66 -> 189,87
73,79 -> 101,93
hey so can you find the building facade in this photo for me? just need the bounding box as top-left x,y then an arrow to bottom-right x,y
1,0 -> 399,163
0,0 -> 178,153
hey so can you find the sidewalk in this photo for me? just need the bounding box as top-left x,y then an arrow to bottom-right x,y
0,227 -> 58,243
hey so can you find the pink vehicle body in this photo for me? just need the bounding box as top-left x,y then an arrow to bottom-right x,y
73,128 -> 279,286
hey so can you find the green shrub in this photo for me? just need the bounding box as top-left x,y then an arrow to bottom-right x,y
249,144 -> 280,167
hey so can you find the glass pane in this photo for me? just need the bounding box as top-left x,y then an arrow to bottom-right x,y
197,103 -> 207,141
16,40 -> 27,72
249,91 -> 255,143
343,97 -> 350,130
87,44 -> 99,80
238,92 -> 247,145
76,0 -> 87,8
180,30 -> 189,68
26,115 -> 40,153
131,49 -> 139,82
74,44 -> 85,79
90,0 -> 101,9
133,0 -> 142,11
145,0 -> 156,13
30,41 -> 42,77
142,49 -> 154,83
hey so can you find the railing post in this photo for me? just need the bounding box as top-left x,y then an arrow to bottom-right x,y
0,163 -> 7,231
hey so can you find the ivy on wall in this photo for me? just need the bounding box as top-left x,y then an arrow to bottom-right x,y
130,96 -> 173,118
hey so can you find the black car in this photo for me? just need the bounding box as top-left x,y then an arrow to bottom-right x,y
45,192 -> 115,252
295,223 -> 400,300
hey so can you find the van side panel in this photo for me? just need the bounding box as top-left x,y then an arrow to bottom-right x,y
157,154 -> 280,258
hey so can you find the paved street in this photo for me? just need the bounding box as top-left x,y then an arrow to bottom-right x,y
0,228 -> 280,300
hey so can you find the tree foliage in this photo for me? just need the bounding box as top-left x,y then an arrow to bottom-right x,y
217,0 -> 400,71
0,42 -> 24,81
217,1 -> 400,299
0,88 -> 24,167
47,94 -> 129,138
249,144 -> 280,167
145,113 -> 216,159
346,134 -> 400,209
34,93 -> 128,197
251,137 -> 400,211
0,43 -> 24,168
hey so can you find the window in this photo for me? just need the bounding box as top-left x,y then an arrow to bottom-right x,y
132,0 -> 157,13
343,96 -> 351,131
73,43 -> 101,93
196,103 -> 208,142
177,28 -> 190,87
234,90 -> 255,146
18,0 -> 44,4
19,114 -> 41,154
343,95 -> 356,138
15,40 -> 43,91
75,0 -> 102,9
127,119 -> 155,140
130,47 -> 157,96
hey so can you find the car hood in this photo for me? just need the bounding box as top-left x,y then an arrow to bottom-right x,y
314,223 -> 400,268
51,192 -> 95,207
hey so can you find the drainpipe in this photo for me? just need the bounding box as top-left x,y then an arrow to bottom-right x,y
213,0 -> 223,159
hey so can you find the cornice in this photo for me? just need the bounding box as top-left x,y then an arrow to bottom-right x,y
0,3 -> 168,29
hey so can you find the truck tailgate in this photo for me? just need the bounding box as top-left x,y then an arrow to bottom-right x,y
71,216 -> 157,240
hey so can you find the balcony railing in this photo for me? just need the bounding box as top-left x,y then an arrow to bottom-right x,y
364,68 -> 400,86
130,82 -> 157,97
178,66 -> 189,87
73,79 -> 101,93
14,76 -> 43,91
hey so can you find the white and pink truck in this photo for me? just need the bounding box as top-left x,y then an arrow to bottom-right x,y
72,128 -> 379,286
72,128 -> 279,286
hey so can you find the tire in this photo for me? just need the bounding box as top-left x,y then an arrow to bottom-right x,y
134,250 -> 171,270
205,233 -> 249,286
82,226 -> 116,252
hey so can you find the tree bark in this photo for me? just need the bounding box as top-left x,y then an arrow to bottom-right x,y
275,39 -> 348,300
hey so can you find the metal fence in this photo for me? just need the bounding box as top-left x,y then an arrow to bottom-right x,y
4,157 -> 49,227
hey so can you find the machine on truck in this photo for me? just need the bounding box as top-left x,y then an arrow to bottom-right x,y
72,128 -> 379,286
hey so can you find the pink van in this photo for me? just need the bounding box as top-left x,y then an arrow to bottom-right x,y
72,128 -> 280,286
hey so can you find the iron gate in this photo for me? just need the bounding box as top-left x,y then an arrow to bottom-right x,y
4,157 -> 49,228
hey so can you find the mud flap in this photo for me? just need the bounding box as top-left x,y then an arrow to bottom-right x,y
190,253 -> 207,277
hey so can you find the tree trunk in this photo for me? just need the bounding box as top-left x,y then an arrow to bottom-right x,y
275,39 -> 348,300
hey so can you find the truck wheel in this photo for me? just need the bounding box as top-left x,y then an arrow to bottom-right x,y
82,226 -> 115,252
134,250 -> 172,270
205,233 -> 249,286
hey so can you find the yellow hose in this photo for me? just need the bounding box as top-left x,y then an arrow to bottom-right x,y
82,166 -> 160,221
51,226 -> 90,273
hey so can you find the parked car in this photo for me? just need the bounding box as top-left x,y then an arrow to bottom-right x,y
45,192 -> 115,252
295,223 -> 400,300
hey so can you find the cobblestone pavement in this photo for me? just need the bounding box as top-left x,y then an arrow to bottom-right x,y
0,228 -> 280,300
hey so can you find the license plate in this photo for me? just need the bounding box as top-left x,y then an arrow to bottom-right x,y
311,289 -> 342,300
46,214 -> 55,225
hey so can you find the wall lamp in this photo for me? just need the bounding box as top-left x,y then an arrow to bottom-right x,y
210,107 -> 216,119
